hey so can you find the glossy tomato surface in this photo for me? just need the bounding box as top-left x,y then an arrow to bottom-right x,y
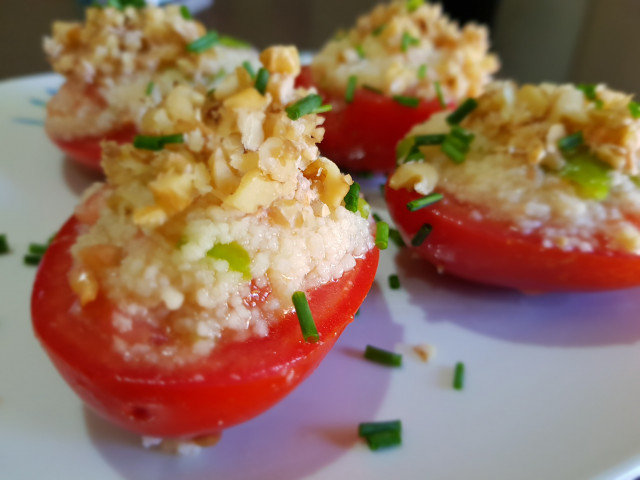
297,66 -> 445,173
49,124 -> 137,172
32,216 -> 379,438
386,184 -> 640,292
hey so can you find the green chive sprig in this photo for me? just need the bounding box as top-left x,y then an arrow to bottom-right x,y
24,254 -> 41,266
446,98 -> 478,125
344,182 -> 361,212
286,94 -> 332,120
411,223 -> 433,246
359,420 -> 402,451
242,60 -> 256,79
406,0 -> 425,12
629,101 -> 640,119
363,84 -> 383,95
0,234 -> 9,255
389,228 -> 406,247
407,192 -> 443,212
372,24 -> 386,36
434,81 -> 446,108
179,5 -> 192,19
186,31 -> 219,53
577,84 -> 603,109
393,95 -> 420,108
254,67 -> 269,95
29,243 -> 48,256
441,126 -> 474,163
145,81 -> 154,96
417,64 -> 427,80
133,134 -> 184,151
292,291 -> 319,343
345,75 -> 357,103
558,131 -> 584,153
219,35 -> 251,48
388,274 -> 401,290
106,0 -> 145,10
364,345 -> 402,367
453,361 -> 465,390
401,32 -> 419,52
355,44 -> 366,59
375,221 -> 389,250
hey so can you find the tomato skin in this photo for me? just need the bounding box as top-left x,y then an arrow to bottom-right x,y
48,125 -> 137,172
386,184 -> 640,292
32,216 -> 379,438
297,66 -> 446,173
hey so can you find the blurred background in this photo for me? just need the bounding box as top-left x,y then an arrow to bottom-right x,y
1,0 -> 637,94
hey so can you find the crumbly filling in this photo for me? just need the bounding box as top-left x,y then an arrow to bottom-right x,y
44,4 -> 258,139
311,0 -> 499,101
390,81 -> 640,253
69,46 -> 374,364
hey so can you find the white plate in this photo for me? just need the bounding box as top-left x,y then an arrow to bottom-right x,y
2,74 -> 640,480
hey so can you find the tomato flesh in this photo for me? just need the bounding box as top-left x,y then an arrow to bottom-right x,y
49,124 -> 137,172
386,184 -> 640,292
32,216 -> 379,438
297,66 -> 446,173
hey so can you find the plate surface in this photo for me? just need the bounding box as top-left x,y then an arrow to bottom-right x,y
2,74 -> 640,480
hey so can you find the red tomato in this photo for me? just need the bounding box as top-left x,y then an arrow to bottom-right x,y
386,183 -> 640,292
32,216 -> 379,438
49,125 -> 137,172
297,66 -> 446,173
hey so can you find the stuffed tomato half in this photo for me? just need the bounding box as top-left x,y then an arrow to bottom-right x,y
32,46 -> 379,442
386,81 -> 640,292
43,1 -> 258,171
300,0 -> 499,172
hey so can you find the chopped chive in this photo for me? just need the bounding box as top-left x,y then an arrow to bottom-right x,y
24,254 -> 41,266
357,197 -> 371,219
389,228 -> 406,247
415,134 -> 446,146
345,75 -> 357,103
242,60 -> 256,79
446,98 -> 478,125
441,126 -> 474,163
560,151 -> 611,200
29,243 -> 48,256
417,64 -> 427,80
406,0 -> 425,12
577,83 -> 603,109
107,0 -> 146,10
401,32 -> 419,52
392,95 -> 419,108
434,81 -> 446,108
145,81 -> 154,96
364,345 -> 402,367
558,131 -> 584,153
285,94 -> 332,120
365,430 -> 402,450
207,241 -> 251,280
344,182 -> 361,212
219,35 -> 251,48
407,192 -> 443,212
133,133 -> 184,151
355,44 -> 366,59
0,234 -> 9,254
362,84 -> 383,95
375,221 -> 389,250
372,24 -> 386,36
411,223 -> 432,246
629,101 -> 640,119
179,5 -> 192,19
372,213 -> 383,222
254,67 -> 269,95
388,274 -> 401,290
186,31 -> 219,53
359,420 -> 402,437
453,361 -> 465,390
292,291 -> 319,343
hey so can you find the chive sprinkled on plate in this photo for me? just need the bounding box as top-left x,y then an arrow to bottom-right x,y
401,32 -> 419,52
344,182 -> 361,212
359,419 -> 402,437
186,31 -> 219,53
345,75 -> 357,103
388,274 -> 401,290
372,213 -> 383,222
434,81 -> 446,108
0,234 -> 9,254
179,5 -> 192,19
389,228 -> 406,247
411,223 -> 432,246
24,254 -> 41,266
375,221 -> 389,250
446,98 -> 478,125
392,95 -> 419,108
629,101 -> 640,119
133,133 -> 184,151
242,60 -> 256,79
254,67 -> 269,95
364,345 -> 402,367
29,243 -> 48,256
453,361 -> 465,390
441,126 -> 474,163
407,192 -> 443,212
292,291 -> 319,343
359,420 -> 402,450
285,94 -> 332,120
145,81 -> 154,96
417,64 -> 427,80
558,131 -> 584,153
